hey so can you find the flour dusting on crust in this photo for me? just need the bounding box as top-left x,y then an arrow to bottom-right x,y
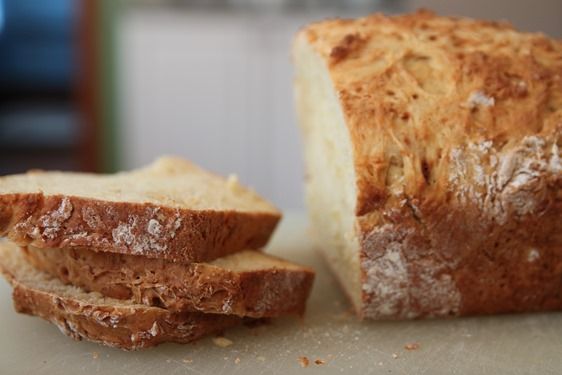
448,135 -> 560,225
111,208 -> 183,254
82,206 -> 104,230
14,197 -> 74,240
466,91 -> 495,108
250,272 -> 309,315
361,224 -> 461,318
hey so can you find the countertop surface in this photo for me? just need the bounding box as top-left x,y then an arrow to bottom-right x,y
0,213 -> 561,375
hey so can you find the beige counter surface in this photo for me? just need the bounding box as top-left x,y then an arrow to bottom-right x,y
0,212 -> 560,374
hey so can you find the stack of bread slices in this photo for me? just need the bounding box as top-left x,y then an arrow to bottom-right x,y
0,156 -> 314,350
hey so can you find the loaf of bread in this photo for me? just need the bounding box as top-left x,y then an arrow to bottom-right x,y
23,244 -> 314,318
0,156 -> 280,263
0,242 -> 242,350
294,10 -> 561,318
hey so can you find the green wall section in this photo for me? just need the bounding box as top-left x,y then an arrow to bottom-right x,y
99,0 -> 120,172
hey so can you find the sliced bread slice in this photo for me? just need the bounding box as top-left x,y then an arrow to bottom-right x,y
0,241 -> 242,350
0,156 -> 280,263
22,244 -> 315,318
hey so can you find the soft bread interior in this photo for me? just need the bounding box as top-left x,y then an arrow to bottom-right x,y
210,249 -> 309,272
0,156 -> 278,213
294,34 -> 362,310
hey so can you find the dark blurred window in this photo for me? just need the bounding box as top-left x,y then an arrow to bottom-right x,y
0,0 -> 79,174
0,1 -> 4,33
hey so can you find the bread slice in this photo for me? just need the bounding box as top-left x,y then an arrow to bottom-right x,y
0,156 -> 280,263
22,244 -> 314,318
0,241 -> 242,350
294,11 -> 562,318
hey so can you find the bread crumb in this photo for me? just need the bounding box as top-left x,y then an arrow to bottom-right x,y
314,359 -> 325,365
182,359 -> 193,364
404,342 -> 420,351
378,361 -> 383,366
92,352 -> 99,359
298,356 -> 310,368
212,337 -> 233,348
234,357 -> 241,364
392,353 -> 399,359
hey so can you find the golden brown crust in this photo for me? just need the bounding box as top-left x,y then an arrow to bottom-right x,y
0,194 -> 279,263
12,282 -> 241,350
358,194 -> 562,318
300,10 -> 562,216
23,246 -> 315,318
298,10 -> 562,318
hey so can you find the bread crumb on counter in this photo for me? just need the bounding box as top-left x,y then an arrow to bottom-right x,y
404,342 -> 420,351
212,336 -> 233,348
234,357 -> 241,364
392,353 -> 399,359
298,356 -> 310,368
314,359 -> 325,365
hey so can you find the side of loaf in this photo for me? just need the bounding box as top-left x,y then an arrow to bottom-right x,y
294,11 -> 562,318
22,245 -> 315,318
0,242 -> 241,350
0,156 -> 281,263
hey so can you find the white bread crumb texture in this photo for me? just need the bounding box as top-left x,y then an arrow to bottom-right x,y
0,156 -> 279,213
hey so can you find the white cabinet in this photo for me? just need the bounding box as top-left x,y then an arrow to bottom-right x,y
119,11 -> 324,209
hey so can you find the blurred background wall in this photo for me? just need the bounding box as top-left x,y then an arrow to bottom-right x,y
1,0 -> 561,210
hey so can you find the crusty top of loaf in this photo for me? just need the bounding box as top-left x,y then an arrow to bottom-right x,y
296,10 -> 562,217
0,156 -> 278,213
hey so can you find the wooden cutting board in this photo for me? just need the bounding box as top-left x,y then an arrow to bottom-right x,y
0,213 -> 560,374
